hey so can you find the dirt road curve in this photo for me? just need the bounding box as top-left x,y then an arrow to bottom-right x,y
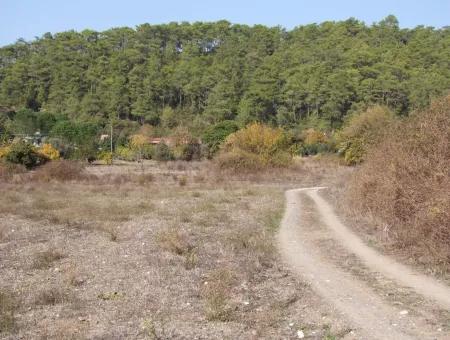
278,187 -> 450,340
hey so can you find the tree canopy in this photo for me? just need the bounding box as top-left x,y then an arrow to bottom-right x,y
0,17 -> 449,135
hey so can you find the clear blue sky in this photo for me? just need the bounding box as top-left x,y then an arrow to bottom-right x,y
1,0 -> 449,46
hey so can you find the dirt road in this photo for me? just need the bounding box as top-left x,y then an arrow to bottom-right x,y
278,187 -> 450,340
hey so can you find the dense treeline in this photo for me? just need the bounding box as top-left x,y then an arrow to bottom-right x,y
0,16 -> 449,139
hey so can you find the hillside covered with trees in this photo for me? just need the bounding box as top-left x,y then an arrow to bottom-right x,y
0,16 -> 449,149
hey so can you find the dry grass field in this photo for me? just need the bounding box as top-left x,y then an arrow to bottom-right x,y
0,158 -> 353,339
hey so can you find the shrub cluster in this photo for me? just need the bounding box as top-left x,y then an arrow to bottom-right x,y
115,145 -> 137,161
217,123 -> 292,171
298,128 -> 333,156
347,95 -> 450,266
3,141 -> 48,169
153,143 -> 174,161
98,151 -> 113,165
336,105 -> 394,165
202,120 -> 240,156
37,143 -> 60,160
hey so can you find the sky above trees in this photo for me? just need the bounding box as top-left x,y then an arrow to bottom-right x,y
1,0 -> 449,46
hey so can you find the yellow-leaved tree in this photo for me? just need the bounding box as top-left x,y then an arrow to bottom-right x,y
217,122 -> 292,171
129,134 -> 148,162
38,143 -> 60,160
0,144 -> 11,158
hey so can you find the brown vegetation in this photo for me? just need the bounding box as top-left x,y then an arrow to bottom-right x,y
33,160 -> 86,181
0,162 -> 26,181
31,249 -> 65,270
346,95 -> 450,269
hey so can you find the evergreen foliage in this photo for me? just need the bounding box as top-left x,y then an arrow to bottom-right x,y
0,17 -> 448,135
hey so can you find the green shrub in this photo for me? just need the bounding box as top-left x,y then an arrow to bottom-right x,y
336,105 -> 394,165
5,141 -> 47,169
202,120 -> 240,155
339,138 -> 365,165
115,146 -> 136,161
175,142 -> 202,161
72,142 -> 98,162
299,142 -> 332,156
298,128 -> 333,156
154,143 -> 174,161
45,138 -> 75,159
141,144 -> 155,160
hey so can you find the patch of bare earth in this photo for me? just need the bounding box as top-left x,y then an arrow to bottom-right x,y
0,159 -> 353,339
278,187 -> 450,340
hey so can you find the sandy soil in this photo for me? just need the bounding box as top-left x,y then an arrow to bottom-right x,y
0,161 -> 355,339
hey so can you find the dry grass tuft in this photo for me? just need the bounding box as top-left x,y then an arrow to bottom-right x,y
64,265 -> 85,287
203,268 -> 235,321
0,225 -> 6,242
98,224 -> 119,242
227,228 -> 275,271
157,228 -> 193,256
33,160 -> 86,182
136,173 -> 154,185
0,290 -> 16,334
40,319 -> 87,340
0,162 -> 27,181
347,94 -> 450,269
34,285 -> 71,305
178,175 -> 187,186
32,249 -> 65,270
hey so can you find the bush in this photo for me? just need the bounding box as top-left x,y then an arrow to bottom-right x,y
303,128 -> 328,145
170,127 -> 202,161
299,142 -> 333,156
347,95 -> 450,267
5,141 -> 47,169
37,143 -> 60,160
154,143 -> 174,161
140,144 -> 155,160
33,160 -> 85,181
202,120 -> 240,155
298,128 -> 333,156
128,134 -> 156,160
0,145 -> 11,158
175,142 -> 202,161
45,138 -> 75,159
216,149 -> 265,171
98,151 -> 113,165
72,142 -> 98,162
115,146 -> 137,161
217,123 -> 292,171
336,105 -> 394,165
